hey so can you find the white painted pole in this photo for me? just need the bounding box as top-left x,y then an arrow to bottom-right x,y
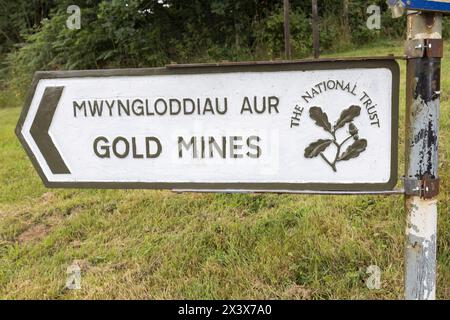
405,198 -> 438,299
404,11 -> 442,300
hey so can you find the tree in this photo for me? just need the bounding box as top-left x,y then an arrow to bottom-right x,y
341,0 -> 350,43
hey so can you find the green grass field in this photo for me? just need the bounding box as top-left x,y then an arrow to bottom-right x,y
0,40 -> 449,299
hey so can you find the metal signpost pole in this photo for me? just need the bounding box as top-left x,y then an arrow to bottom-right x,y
404,10 -> 443,300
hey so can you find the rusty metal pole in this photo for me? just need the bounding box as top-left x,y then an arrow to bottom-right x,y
312,0 -> 320,58
404,11 -> 443,300
284,0 -> 292,60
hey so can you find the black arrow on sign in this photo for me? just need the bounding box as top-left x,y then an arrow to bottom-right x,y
30,86 -> 71,174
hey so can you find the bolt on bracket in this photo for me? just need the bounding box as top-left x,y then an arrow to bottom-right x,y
404,175 -> 440,199
405,39 -> 443,58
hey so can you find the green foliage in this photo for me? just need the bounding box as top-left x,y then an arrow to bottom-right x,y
6,1 -> 169,93
255,6 -> 312,58
0,0 -> 54,53
0,0 -> 446,99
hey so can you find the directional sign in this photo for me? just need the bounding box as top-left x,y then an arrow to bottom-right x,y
16,59 -> 399,192
404,0 -> 450,13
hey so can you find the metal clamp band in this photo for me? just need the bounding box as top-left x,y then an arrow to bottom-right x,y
404,175 -> 440,199
405,39 -> 443,58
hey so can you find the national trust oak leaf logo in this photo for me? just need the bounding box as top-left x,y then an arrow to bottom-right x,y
304,105 -> 367,172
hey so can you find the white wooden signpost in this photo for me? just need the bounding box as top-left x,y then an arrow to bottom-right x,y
16,60 -> 399,192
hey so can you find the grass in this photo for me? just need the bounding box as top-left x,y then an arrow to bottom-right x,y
0,40 -> 449,299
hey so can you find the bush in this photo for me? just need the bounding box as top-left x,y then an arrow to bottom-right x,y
3,0 -> 445,100
254,7 -> 315,59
